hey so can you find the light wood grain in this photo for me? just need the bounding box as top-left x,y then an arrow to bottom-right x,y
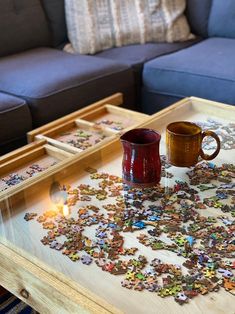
0,140 -> 47,164
44,144 -> 73,161
36,135 -> 82,154
0,243 -> 118,314
79,104 -> 148,123
27,93 -> 124,142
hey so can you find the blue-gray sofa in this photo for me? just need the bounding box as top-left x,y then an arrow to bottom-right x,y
0,0 -> 234,154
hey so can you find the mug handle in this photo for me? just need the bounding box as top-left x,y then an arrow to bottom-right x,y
199,130 -> 220,160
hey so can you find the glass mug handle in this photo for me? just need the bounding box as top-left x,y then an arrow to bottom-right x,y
199,130 -> 220,160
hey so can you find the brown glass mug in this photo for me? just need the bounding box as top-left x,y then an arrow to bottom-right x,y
166,121 -> 220,167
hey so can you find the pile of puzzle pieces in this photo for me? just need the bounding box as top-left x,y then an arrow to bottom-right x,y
24,158 -> 235,305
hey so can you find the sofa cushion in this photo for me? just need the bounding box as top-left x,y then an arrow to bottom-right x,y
186,0 -> 212,37
96,40 -> 201,70
0,48 -> 135,127
41,0 -> 68,47
142,38 -> 235,110
0,92 -> 32,145
0,0 -> 51,57
96,39 -> 200,105
208,0 -> 235,39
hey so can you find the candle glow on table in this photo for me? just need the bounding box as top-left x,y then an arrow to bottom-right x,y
63,204 -> 69,217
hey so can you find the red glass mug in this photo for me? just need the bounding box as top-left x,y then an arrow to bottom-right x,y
120,128 -> 161,187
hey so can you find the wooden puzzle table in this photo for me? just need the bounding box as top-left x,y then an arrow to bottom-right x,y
0,96 -> 234,314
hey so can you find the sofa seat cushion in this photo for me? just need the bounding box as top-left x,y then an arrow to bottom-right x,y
96,40 -> 200,70
0,48 -> 135,127
96,39 -> 200,105
0,92 -> 32,145
142,37 -> 235,111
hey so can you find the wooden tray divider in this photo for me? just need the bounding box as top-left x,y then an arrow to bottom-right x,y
74,119 -> 118,137
105,104 -> 149,120
44,144 -> 73,160
36,135 -> 82,154
0,140 -> 47,165
74,118 -> 95,128
39,121 -> 76,139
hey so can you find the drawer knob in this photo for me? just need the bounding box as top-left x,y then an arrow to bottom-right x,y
20,289 -> 30,299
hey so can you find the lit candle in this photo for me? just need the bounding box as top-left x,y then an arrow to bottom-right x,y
63,204 -> 70,217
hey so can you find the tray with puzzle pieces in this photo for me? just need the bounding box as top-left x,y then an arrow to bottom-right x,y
1,97 -> 234,314
0,140 -> 73,199
28,94 -> 149,155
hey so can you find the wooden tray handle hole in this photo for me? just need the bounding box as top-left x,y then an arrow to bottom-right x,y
20,288 -> 30,299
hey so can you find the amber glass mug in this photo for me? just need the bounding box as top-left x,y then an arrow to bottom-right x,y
166,121 -> 220,167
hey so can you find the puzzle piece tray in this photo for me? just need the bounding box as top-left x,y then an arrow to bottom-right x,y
0,97 -> 234,314
28,93 -> 148,155
0,140 -> 73,200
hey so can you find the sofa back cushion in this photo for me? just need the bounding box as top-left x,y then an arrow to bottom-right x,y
65,0 -> 193,55
0,0 -> 51,57
41,0 -> 68,48
208,0 -> 235,38
186,0 -> 212,37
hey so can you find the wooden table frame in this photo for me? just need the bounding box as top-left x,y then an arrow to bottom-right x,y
0,96 -> 234,314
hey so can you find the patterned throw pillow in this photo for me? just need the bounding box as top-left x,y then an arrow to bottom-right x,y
65,0 -> 194,54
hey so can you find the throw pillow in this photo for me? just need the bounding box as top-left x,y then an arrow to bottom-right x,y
65,0 -> 193,55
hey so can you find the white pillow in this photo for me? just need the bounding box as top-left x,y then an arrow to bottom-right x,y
65,0 -> 194,55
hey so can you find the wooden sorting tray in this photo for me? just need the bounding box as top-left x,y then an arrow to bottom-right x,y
27,93 -> 149,154
79,104 -> 148,132
0,140 -> 73,200
35,118 -> 117,154
0,97 -> 234,314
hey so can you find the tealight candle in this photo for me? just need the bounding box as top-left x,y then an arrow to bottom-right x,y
63,204 -> 69,217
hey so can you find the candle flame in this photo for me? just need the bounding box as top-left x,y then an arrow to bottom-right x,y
63,204 -> 69,217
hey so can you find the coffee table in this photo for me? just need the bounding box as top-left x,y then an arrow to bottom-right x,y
0,96 -> 234,314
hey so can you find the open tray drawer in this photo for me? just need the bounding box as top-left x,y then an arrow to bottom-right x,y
27,93 -> 149,144
35,105 -> 148,154
78,104 -> 148,132
0,97 -> 234,314
35,118 -> 118,154
28,93 -> 148,155
0,140 -> 73,200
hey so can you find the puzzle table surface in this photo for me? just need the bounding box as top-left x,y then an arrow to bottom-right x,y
0,97 -> 234,314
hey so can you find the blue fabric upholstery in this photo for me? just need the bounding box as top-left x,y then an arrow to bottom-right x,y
0,48 -> 135,126
0,92 -> 32,145
186,0 -> 212,37
96,40 -> 200,108
96,41 -> 200,69
41,0 -> 68,47
141,90 -> 181,114
0,0 -> 51,57
208,0 -> 235,38
142,38 -> 235,113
